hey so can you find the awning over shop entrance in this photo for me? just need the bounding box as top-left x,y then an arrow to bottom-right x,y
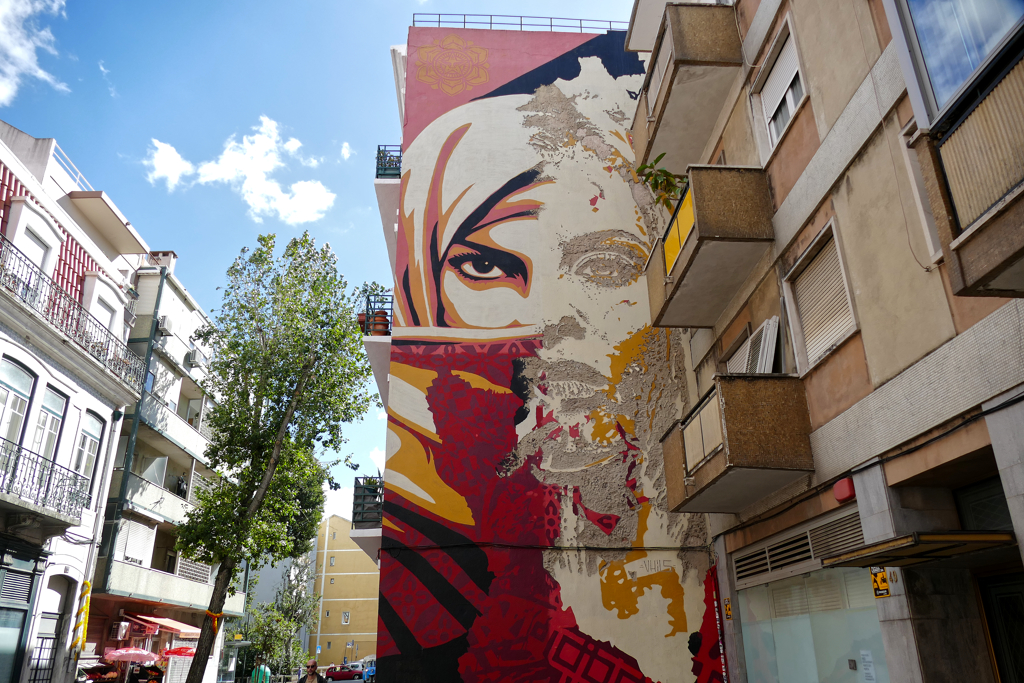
821,531 -> 1016,568
129,614 -> 201,638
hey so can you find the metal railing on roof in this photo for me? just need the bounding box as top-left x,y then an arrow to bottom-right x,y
375,145 -> 402,179
0,436 -> 91,520
412,14 -> 628,32
0,234 -> 146,393
361,293 -> 393,336
352,476 -> 383,529
51,142 -> 94,192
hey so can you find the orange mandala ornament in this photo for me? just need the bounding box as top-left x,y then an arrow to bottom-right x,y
416,35 -> 490,96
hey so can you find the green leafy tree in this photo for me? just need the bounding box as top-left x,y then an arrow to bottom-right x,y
178,233 -> 377,683
636,152 -> 689,211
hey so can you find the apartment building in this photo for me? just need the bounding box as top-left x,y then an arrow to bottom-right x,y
89,251 -> 240,683
627,1 -> 1024,682
0,121 -> 147,683
359,15 -> 732,683
309,516 -> 378,665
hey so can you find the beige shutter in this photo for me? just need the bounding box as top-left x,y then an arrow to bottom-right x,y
115,519 -> 155,567
761,35 -> 799,124
726,337 -> 751,373
793,238 -> 854,366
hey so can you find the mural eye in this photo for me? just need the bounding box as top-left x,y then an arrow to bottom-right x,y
573,253 -> 641,286
460,258 -> 505,280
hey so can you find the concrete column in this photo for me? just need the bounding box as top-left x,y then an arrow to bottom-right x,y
852,462 -> 995,683
714,536 -> 746,683
983,383 -> 1024,566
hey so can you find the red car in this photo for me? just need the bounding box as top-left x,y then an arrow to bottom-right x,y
323,665 -> 362,681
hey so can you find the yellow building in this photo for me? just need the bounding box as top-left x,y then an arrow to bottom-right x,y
308,515 -> 378,664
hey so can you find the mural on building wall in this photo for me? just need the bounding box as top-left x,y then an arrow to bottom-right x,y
378,27 -> 724,683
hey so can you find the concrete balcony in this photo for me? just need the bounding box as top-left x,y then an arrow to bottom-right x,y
662,375 -> 814,512
132,392 -> 211,463
631,4 -> 743,175
350,476 -> 382,562
647,166 -> 774,327
922,55 -> 1024,296
102,558 -> 245,616
109,469 -> 192,525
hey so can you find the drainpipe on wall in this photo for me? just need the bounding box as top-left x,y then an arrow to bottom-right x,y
101,265 -> 167,592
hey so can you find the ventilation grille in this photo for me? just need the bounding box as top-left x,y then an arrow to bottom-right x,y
734,511 -> 863,586
1,570 -> 33,603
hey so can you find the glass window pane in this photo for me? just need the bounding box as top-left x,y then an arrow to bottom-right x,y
41,389 -> 65,416
2,394 -> 28,445
790,73 -> 804,106
82,414 -> 103,439
0,360 -> 33,396
907,0 -> 1024,108
0,608 -> 27,683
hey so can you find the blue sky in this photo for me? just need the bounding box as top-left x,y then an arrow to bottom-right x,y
0,0 -> 633,518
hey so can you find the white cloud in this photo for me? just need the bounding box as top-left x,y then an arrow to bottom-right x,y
368,447 -> 385,474
97,59 -> 116,97
145,116 -> 335,225
0,0 -> 68,107
143,139 -> 194,191
323,483 -> 354,523
340,142 -> 353,161
376,410 -> 387,421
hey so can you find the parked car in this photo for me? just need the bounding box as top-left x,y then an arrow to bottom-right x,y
323,665 -> 362,681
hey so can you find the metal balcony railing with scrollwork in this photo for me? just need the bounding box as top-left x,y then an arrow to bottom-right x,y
0,436 -> 90,520
352,476 -> 383,529
376,146 -> 402,179
362,293 -> 393,336
0,235 -> 146,393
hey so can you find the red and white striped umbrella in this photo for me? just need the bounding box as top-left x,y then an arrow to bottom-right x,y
104,648 -> 158,663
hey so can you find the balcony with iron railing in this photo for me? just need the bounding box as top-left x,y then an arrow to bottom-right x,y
412,13 -> 627,31
375,146 -> 402,179
360,293 -> 394,336
351,475 -> 383,561
0,234 -> 146,393
646,166 -> 774,328
661,375 -> 814,513
0,436 -> 90,525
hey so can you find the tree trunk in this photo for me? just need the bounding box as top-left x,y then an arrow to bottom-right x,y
184,558 -> 237,683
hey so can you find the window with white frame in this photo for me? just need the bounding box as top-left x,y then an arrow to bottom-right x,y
784,224 -> 857,371
0,359 -> 33,445
755,31 -> 805,148
724,317 -> 780,374
329,556 -> 335,566
646,34 -> 672,116
330,578 -> 334,584
342,612 -> 350,625
898,0 -> 1024,113
74,412 -> 104,486
31,387 -> 66,460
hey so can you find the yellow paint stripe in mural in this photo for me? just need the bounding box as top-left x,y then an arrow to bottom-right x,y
386,421 -> 476,527
389,362 -> 438,393
452,370 -> 511,394
383,518 -> 404,533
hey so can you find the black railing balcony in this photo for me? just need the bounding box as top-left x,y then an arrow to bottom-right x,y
361,293 -> 393,336
376,145 -> 402,179
352,476 -> 383,529
0,235 -> 146,393
0,436 -> 90,520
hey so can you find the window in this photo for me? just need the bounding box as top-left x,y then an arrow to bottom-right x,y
784,224 -> 857,371
74,413 -> 104,485
332,531 -> 336,540
144,370 -> 155,394
755,31 -> 805,148
31,388 -> 66,460
901,0 -> 1024,112
329,556 -> 335,567
326,642 -> 331,650
0,359 -> 33,445
93,298 -> 117,333
724,317 -> 780,374
342,612 -> 350,625
326,610 -> 330,617
330,578 -> 334,584
646,35 -> 673,116
20,229 -> 49,270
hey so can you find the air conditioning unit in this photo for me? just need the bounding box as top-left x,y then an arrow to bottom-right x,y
111,621 -> 130,640
186,350 -> 206,369
157,315 -> 174,337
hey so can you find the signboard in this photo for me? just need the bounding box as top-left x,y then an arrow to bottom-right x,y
870,567 -> 890,598
723,598 -> 732,620
316,646 -> 321,655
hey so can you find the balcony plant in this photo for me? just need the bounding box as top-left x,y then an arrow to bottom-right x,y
636,152 -> 688,211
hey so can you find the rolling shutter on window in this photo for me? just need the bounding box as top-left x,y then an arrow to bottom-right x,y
114,519 -> 155,567
793,238 -> 855,366
760,35 -> 799,123
726,338 -> 751,373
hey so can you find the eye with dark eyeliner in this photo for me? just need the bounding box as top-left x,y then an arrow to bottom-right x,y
447,244 -> 528,286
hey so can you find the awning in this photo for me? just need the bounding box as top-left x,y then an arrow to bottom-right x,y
129,614 -> 201,638
821,531 -> 1016,568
